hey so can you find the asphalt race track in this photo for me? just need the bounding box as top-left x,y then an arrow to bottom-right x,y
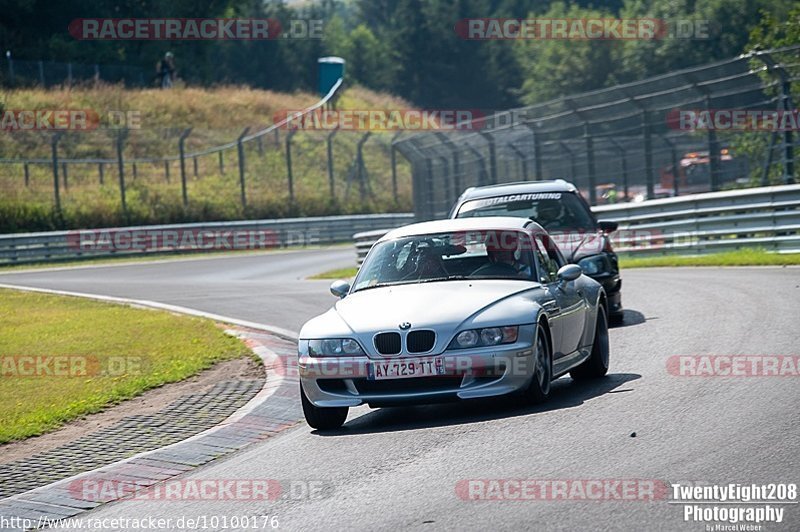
1,251 -> 798,531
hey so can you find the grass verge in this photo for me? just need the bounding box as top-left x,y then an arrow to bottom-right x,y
619,248 -> 800,268
0,288 -> 251,443
309,267 -> 359,280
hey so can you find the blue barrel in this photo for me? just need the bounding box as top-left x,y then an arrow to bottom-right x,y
318,57 -> 345,96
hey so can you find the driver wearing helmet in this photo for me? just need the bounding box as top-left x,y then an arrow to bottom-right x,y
534,199 -> 563,230
472,231 -> 532,278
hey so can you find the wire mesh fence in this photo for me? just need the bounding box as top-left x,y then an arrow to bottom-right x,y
0,79 -> 413,232
395,46 -> 799,221
1,58 -> 148,88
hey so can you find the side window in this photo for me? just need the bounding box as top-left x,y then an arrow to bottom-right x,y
533,235 -> 559,283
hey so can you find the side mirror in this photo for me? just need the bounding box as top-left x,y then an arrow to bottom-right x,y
556,264 -> 582,285
330,280 -> 350,299
598,220 -> 618,233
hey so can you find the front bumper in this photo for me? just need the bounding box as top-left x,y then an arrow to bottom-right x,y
588,272 -> 622,316
299,326 -> 537,408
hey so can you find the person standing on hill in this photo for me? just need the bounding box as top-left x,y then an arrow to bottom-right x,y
156,52 -> 176,89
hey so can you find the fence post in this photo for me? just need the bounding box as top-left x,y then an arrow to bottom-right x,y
98,163 -> 104,185
6,51 -> 13,85
584,123 -> 597,205
286,130 -> 297,203
480,132 -> 498,184
779,79 -> 795,183
435,132 -> 462,200
356,132 -> 372,201
178,128 -> 192,207
642,110 -> 655,200
326,128 -> 338,199
753,52 -> 795,184
662,136 -> 680,196
218,151 -> 225,174
164,160 -> 170,182
132,162 -> 137,180
558,142 -> 578,183
193,156 -> 198,177
508,142 -> 529,182
390,131 -> 403,202
116,131 -> 127,215
704,95 -> 722,192
237,127 -> 250,208
50,132 -> 63,214
525,124 -> 543,180
24,163 -> 29,187
609,138 -> 629,201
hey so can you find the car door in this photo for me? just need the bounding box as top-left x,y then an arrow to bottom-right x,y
531,235 -> 565,359
533,233 -> 586,356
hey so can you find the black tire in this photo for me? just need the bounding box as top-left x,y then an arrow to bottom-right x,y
571,305 -> 610,380
300,383 -> 348,430
525,323 -> 552,404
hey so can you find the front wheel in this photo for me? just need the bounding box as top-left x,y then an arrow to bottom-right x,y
571,305 -> 610,380
300,383 -> 348,430
524,323 -> 552,404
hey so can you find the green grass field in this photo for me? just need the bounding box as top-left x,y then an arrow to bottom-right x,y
618,248 -> 800,268
0,85 -> 413,233
0,288 -> 251,443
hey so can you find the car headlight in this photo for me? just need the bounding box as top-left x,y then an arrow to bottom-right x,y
578,255 -> 609,276
304,338 -> 365,357
448,326 -> 518,349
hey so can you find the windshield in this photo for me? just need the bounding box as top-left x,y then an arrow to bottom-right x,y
456,192 -> 597,232
352,230 -> 535,292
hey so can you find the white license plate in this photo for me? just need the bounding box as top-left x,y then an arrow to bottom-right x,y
367,357 -> 444,380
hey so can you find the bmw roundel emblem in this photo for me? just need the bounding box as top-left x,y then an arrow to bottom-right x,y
399,322 -> 411,330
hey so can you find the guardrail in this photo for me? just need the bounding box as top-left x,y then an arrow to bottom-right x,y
352,184 -> 800,264
0,213 -> 414,266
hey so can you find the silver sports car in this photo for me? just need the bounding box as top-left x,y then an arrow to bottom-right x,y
298,217 -> 610,430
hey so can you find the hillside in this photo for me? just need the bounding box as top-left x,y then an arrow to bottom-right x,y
0,85 -> 413,232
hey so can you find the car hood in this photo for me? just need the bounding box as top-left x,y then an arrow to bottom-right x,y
300,280 -> 541,348
550,230 -> 606,261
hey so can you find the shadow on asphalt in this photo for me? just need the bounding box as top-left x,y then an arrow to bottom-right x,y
611,309 -> 653,328
313,372 -> 641,436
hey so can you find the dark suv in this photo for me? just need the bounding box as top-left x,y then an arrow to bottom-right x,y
449,179 -> 623,323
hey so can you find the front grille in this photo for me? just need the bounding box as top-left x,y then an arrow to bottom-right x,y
374,332 -> 401,355
407,330 -> 436,353
353,376 -> 464,394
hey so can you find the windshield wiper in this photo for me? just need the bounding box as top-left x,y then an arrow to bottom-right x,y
416,275 -> 468,283
351,282 -> 398,294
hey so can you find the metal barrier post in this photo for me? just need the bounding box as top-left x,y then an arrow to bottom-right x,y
238,128 -> 250,207
286,130 -> 297,203
51,132 -> 63,213
179,128 -> 192,207
116,130 -> 127,214
327,129 -> 339,199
